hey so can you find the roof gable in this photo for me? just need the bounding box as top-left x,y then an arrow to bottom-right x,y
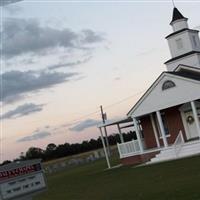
175,64 -> 200,73
127,72 -> 200,118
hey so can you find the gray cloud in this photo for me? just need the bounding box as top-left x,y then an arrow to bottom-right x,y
114,77 -> 121,81
0,0 -> 22,6
194,25 -> 200,30
81,29 -> 104,44
17,131 -> 51,142
69,119 -> 100,132
1,103 -> 44,120
1,69 -> 78,103
2,18 -> 104,58
48,56 -> 92,70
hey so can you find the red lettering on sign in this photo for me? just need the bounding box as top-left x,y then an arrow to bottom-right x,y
0,164 -> 41,181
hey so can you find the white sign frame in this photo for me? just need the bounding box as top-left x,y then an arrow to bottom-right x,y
0,159 -> 47,200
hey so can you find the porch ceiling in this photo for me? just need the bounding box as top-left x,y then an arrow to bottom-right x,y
97,117 -> 133,128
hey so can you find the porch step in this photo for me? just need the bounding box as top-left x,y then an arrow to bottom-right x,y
147,141 -> 200,164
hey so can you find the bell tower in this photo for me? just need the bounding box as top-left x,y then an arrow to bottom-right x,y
165,7 -> 200,71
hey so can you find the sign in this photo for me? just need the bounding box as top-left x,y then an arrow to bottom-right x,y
0,163 -> 41,181
0,160 -> 46,200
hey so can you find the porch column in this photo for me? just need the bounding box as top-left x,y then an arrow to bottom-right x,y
156,111 -> 168,147
132,117 -> 144,153
103,126 -> 111,156
117,124 -> 124,143
191,101 -> 200,138
150,114 -> 160,148
99,128 -> 111,169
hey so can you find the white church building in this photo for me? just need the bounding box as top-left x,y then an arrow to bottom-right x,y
98,7 -> 200,167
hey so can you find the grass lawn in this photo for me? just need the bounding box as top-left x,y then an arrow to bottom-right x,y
35,156 -> 200,200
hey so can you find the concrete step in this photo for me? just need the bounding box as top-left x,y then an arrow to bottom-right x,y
148,141 -> 200,164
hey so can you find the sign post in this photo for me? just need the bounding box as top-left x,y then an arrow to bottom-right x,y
0,159 -> 47,200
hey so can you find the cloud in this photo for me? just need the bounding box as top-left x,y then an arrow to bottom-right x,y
69,119 -> 100,132
2,18 -> 104,59
81,29 -> 104,43
114,77 -> 121,81
0,0 -> 23,6
1,69 -> 78,103
1,103 -> 44,120
48,56 -> 92,70
194,25 -> 200,30
17,131 -> 51,142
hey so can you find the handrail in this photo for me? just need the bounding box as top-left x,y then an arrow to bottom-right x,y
117,140 -> 140,158
174,130 -> 185,157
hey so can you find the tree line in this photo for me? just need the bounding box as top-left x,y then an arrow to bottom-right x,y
1,131 -> 136,165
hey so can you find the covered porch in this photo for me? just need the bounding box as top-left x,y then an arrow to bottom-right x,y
98,70 -> 200,167
98,99 -> 200,167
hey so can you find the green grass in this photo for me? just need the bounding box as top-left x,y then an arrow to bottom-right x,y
35,156 -> 200,200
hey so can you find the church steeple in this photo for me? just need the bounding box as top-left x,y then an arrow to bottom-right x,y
165,7 -> 200,71
170,7 -> 187,25
170,7 -> 188,32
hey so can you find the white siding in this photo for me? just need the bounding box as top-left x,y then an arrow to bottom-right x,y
166,53 -> 200,71
130,74 -> 200,117
168,31 -> 195,58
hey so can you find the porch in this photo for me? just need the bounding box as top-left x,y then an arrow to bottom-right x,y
98,100 -> 200,167
117,136 -> 200,165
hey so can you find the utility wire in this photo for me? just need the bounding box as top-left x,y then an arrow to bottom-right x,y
4,89 -> 146,141
67,89 -> 146,125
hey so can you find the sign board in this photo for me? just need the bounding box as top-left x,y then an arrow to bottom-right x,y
0,159 -> 47,200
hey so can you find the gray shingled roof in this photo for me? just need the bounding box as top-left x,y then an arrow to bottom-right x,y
167,70 -> 200,81
170,7 -> 187,24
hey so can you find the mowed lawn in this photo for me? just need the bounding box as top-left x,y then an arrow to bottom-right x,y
35,156 -> 200,200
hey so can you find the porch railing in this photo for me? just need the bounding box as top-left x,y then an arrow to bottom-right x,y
174,130 -> 185,157
117,140 -> 140,158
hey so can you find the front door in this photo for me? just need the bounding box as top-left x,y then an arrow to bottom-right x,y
184,111 -> 200,139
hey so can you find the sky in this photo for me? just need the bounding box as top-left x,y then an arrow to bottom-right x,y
1,0 -> 200,161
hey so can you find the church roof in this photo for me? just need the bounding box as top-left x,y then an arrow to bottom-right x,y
170,7 -> 187,24
167,71 -> 200,82
164,51 -> 200,64
165,28 -> 199,39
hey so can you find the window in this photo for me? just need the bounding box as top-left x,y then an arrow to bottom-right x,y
155,113 -> 170,137
192,35 -> 198,47
161,113 -> 170,136
162,80 -> 176,91
176,38 -> 183,49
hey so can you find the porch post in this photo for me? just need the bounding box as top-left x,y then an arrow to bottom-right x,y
99,127 -> 111,169
156,111 -> 168,147
117,124 -> 124,143
150,113 -> 160,148
132,117 -> 144,153
103,126 -> 111,156
191,101 -> 200,138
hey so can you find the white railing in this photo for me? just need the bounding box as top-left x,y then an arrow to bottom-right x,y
117,140 -> 141,158
174,130 -> 185,157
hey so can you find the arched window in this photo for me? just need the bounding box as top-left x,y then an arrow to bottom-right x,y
162,80 -> 176,91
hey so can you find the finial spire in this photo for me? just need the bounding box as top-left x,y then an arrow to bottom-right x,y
172,0 -> 176,8
170,7 -> 187,25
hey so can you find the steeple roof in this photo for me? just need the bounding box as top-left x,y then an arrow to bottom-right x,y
170,7 -> 187,24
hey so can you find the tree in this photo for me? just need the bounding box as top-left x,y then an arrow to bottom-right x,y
46,143 -> 57,152
25,147 -> 44,160
1,160 -> 12,166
